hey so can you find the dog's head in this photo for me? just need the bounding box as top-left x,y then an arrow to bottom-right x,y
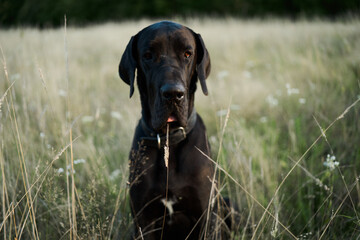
119,21 -> 210,133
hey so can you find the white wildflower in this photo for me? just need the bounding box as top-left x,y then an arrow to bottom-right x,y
217,70 -> 229,80
110,169 -> 121,180
271,227 -> 278,238
40,132 -> 45,138
260,116 -> 268,123
230,104 -> 241,111
245,61 -> 255,68
73,159 -> 86,165
82,115 -> 94,123
323,154 -> 339,171
57,159 -> 85,175
10,73 -> 21,81
216,109 -> 228,117
270,215 -> 279,238
65,164 -> 76,175
289,88 -> 299,95
298,232 -> 312,239
111,111 -> 123,120
217,105 -> 240,116
209,136 -> 217,144
286,83 -> 300,96
299,98 -> 306,104
242,70 -> 252,79
266,94 -> 279,107
58,89 -> 67,97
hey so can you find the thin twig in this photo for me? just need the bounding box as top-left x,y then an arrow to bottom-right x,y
160,124 -> 170,239
204,101 -> 231,238
196,147 -> 297,239
252,97 -> 360,239
319,178 -> 359,239
1,44 -> 40,240
0,137 -> 79,231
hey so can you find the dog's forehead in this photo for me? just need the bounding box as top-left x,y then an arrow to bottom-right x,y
137,22 -> 195,49
147,21 -> 183,31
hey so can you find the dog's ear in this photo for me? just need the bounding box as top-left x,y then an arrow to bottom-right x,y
119,35 -> 138,98
194,33 -> 211,95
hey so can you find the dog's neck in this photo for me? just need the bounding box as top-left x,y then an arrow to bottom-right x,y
139,108 -> 197,149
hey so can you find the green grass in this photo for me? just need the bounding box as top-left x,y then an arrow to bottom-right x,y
1,18 -> 360,239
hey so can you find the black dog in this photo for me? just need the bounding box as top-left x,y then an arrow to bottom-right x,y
119,21 -> 230,239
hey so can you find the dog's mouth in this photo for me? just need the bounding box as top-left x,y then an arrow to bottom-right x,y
151,103 -> 188,132
154,113 -> 184,133
165,114 -> 183,129
165,114 -> 183,130
167,115 -> 177,123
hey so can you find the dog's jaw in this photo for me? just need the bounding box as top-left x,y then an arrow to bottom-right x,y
150,107 -> 189,133
149,90 -> 190,132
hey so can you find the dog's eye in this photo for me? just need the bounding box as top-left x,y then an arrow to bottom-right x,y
184,51 -> 192,59
143,52 -> 153,60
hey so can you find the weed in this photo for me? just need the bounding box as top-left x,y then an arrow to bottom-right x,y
0,18 -> 359,239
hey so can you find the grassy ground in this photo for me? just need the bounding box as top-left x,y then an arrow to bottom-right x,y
0,18 -> 360,239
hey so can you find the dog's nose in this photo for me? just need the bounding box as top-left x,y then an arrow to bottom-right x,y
161,84 -> 185,102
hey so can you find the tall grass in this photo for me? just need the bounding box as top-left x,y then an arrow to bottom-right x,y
0,18 -> 359,239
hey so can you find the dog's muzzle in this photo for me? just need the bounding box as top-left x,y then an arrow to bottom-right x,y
140,109 -> 197,149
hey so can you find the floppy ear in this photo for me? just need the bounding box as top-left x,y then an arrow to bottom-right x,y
194,33 -> 211,95
119,35 -> 138,98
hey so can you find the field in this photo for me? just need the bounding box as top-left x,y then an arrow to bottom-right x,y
1,18 -> 360,239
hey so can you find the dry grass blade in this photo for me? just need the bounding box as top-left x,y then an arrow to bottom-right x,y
63,15 -> 73,240
252,97 -> 360,239
336,168 -> 360,221
1,44 -> 40,240
204,101 -> 231,238
336,98 -> 360,120
0,48 -> 16,238
0,146 -> 10,238
0,82 -> 16,236
1,19 -> 359,239
107,183 -> 125,239
196,147 -> 297,239
289,157 -> 330,192
319,178 -> 359,239
316,111 -> 360,224
139,227 -> 144,240
70,128 -> 78,238
160,124 -> 170,239
0,81 -> 15,113
164,124 -> 169,168
0,137 -> 80,231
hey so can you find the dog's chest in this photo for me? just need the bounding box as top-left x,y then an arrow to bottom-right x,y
130,144 -> 211,214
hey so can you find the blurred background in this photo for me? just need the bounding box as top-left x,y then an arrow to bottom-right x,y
1,0 -> 360,239
1,0 -> 360,27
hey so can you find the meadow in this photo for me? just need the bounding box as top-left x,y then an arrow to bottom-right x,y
0,18 -> 359,239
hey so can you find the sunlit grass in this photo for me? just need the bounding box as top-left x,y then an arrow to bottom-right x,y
1,18 -> 360,239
